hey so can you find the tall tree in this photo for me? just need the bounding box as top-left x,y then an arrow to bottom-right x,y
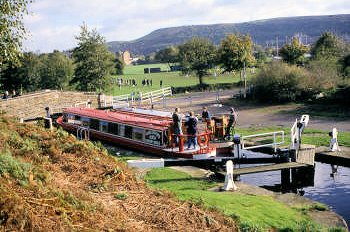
253,44 -> 267,67
311,32 -> 348,60
341,54 -> 350,77
0,0 -> 32,66
279,37 -> 308,65
155,46 -> 179,69
218,34 -> 255,98
1,52 -> 42,92
218,34 -> 255,73
114,53 -> 124,75
178,37 -> 216,85
71,24 -> 115,92
40,50 -> 74,89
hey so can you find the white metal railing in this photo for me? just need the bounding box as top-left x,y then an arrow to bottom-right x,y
77,126 -> 90,140
242,131 -> 285,152
139,87 -> 172,104
290,119 -> 299,150
105,87 -> 172,107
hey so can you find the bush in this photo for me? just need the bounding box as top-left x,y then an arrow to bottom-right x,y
250,62 -> 311,103
114,192 -> 128,200
326,84 -> 350,106
305,58 -> 341,91
0,150 -> 31,185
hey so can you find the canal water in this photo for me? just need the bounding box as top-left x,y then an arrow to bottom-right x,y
239,162 -> 350,226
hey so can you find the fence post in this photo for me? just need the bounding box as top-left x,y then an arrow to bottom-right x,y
163,93 -> 166,108
273,132 -> 277,153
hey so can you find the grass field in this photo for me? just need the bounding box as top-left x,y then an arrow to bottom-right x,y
109,63 -> 244,95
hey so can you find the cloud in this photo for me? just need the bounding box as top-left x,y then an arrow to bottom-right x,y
23,0 -> 350,52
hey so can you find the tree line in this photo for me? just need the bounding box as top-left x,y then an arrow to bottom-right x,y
154,32 -> 350,104
1,0 -> 349,105
1,22 -> 123,93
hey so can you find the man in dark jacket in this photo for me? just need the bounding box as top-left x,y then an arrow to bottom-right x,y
225,107 -> 237,139
201,107 -> 211,122
172,108 -> 182,146
187,111 -> 198,149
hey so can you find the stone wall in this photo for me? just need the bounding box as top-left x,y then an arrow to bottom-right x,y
0,90 -> 97,119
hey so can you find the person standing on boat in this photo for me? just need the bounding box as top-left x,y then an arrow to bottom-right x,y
187,111 -> 198,150
201,107 -> 211,122
172,107 -> 182,146
225,107 -> 237,139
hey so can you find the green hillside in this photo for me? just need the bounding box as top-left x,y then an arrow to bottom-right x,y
108,14 -> 350,55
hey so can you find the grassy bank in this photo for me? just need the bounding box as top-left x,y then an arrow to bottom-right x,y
145,167 -> 345,231
0,114 -> 236,231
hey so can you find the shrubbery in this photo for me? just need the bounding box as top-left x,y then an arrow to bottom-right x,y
250,62 -> 310,103
325,84 -> 350,107
250,61 -> 342,103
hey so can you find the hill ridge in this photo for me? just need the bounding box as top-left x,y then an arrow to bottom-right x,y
107,14 -> 350,55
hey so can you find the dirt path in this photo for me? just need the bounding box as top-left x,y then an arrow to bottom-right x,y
153,90 -> 350,132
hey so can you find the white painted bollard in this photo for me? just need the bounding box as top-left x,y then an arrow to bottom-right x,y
329,128 -> 341,152
223,160 -> 237,191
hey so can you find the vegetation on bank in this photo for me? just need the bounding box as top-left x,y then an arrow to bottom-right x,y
0,114 -> 236,231
145,168 -> 346,231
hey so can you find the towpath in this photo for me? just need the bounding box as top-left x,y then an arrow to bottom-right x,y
152,89 -> 350,132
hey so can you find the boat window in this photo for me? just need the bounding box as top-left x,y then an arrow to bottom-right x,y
108,122 -> 119,135
124,125 -> 133,139
119,125 -> 125,137
90,118 -> 99,130
81,117 -> 90,127
67,114 -> 74,120
133,128 -> 144,141
67,114 -> 81,125
100,121 -> 108,133
145,130 -> 162,146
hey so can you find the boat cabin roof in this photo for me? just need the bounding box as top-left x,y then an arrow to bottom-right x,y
64,107 -> 172,131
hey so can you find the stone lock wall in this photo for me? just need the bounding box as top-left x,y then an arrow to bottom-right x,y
0,90 -> 97,120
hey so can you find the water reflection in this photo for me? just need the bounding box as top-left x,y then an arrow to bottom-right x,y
239,162 -> 350,226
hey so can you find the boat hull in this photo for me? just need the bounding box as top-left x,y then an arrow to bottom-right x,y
57,117 -> 216,159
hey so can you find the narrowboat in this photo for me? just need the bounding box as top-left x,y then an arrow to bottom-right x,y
56,107 -> 217,159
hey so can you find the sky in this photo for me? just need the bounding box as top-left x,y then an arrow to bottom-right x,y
23,0 -> 350,53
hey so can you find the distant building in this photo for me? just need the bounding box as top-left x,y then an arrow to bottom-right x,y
122,51 -> 133,65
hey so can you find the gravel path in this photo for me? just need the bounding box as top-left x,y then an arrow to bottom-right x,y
152,89 -> 350,132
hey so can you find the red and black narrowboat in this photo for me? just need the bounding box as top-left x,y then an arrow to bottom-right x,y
56,107 -> 216,159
